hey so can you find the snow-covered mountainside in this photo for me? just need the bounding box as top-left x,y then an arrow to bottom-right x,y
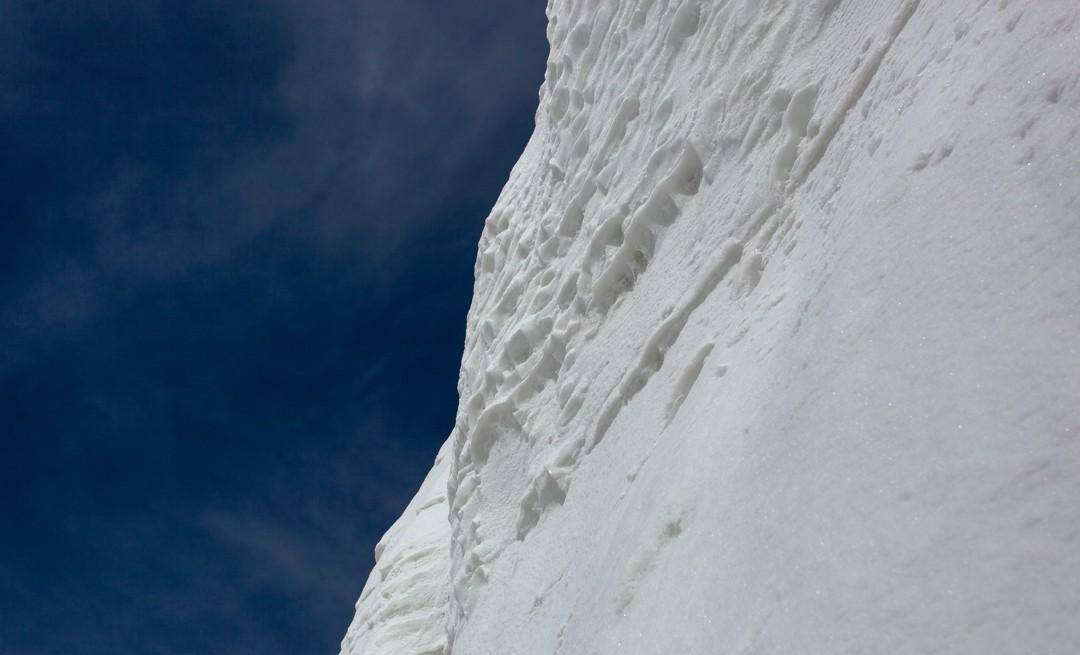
341,0 -> 1080,652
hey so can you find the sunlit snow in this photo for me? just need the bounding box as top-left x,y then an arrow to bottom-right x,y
342,1 -> 1080,653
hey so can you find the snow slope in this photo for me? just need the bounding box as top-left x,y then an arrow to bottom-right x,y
342,0 -> 1080,653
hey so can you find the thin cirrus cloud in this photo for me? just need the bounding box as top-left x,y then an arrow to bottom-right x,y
4,0 -> 547,334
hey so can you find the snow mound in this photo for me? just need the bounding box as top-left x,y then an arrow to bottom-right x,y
343,0 -> 1080,653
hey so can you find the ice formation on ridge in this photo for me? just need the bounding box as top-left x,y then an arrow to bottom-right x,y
342,1 -> 1080,653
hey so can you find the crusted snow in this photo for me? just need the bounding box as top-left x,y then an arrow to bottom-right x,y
342,0 -> 1080,653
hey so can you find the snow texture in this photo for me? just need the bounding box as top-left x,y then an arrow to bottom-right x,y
342,0 -> 1080,653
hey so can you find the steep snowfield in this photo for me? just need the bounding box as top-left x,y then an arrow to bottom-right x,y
342,0 -> 1080,653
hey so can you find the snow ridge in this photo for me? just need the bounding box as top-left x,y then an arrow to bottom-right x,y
343,1 -> 1080,653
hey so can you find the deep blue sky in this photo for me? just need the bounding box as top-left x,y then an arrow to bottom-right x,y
0,2 -> 547,653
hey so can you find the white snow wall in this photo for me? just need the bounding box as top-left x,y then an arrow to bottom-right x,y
341,1 -> 1080,653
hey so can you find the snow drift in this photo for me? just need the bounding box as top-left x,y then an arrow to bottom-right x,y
342,0 -> 1080,653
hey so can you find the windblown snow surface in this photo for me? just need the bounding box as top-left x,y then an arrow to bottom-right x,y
341,1 -> 1080,653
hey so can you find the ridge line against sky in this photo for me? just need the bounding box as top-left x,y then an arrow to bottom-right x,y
1,2 -> 549,653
